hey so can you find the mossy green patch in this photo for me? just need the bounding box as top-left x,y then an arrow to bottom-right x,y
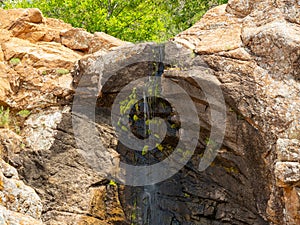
9,58 -> 21,66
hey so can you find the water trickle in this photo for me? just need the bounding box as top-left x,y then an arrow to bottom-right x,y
142,184 -> 162,225
131,45 -> 165,225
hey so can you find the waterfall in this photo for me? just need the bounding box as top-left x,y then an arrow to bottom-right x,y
131,45 -> 165,225
142,184 -> 162,225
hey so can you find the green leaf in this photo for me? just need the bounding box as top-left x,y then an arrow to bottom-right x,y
133,114 -> 139,121
17,110 -> 31,118
156,143 -> 163,151
121,125 -> 128,132
142,145 -> 149,155
109,180 -> 117,186
154,133 -> 160,139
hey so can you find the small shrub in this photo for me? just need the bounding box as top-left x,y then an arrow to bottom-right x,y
0,106 -> 10,128
16,181 -> 21,188
20,143 -> 26,149
224,166 -> 239,174
184,193 -> 190,198
9,58 -> 21,66
109,180 -> 117,186
56,68 -> 70,75
17,110 -> 31,118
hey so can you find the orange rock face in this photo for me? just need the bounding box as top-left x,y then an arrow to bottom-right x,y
0,8 -> 128,110
0,7 -> 129,225
174,1 -> 300,224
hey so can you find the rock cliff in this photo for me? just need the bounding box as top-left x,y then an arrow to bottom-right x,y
0,7 -> 128,225
174,1 -> 300,223
0,1 -> 299,225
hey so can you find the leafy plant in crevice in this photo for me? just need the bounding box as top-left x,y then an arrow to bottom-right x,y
118,93 -> 181,161
0,106 -> 31,133
56,68 -> 70,75
224,166 -> 239,174
9,57 -> 21,66
203,137 -> 219,166
109,179 -> 117,187
142,145 -> 149,156
15,109 -> 31,134
130,197 -> 138,225
17,109 -> 31,118
183,192 -> 191,198
118,87 -> 138,133
117,83 -> 161,155
0,106 -> 10,128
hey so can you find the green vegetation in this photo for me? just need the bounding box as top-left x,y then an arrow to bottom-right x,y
142,145 -> 149,155
17,109 -> 31,118
2,0 -> 227,42
0,106 -> 32,133
0,106 -> 10,128
56,68 -> 70,75
108,179 -> 117,186
131,198 -> 137,224
119,88 -> 137,116
224,166 -> 239,174
203,137 -> 219,167
9,58 -> 21,66
156,143 -> 163,151
20,142 -> 26,149
183,192 -> 190,198
16,181 -> 21,188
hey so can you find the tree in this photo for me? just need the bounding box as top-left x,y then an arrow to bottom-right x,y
2,0 -> 227,42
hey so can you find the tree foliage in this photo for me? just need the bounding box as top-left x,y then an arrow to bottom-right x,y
2,0 -> 227,42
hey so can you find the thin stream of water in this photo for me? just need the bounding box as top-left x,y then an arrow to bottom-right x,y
131,45 -> 165,225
